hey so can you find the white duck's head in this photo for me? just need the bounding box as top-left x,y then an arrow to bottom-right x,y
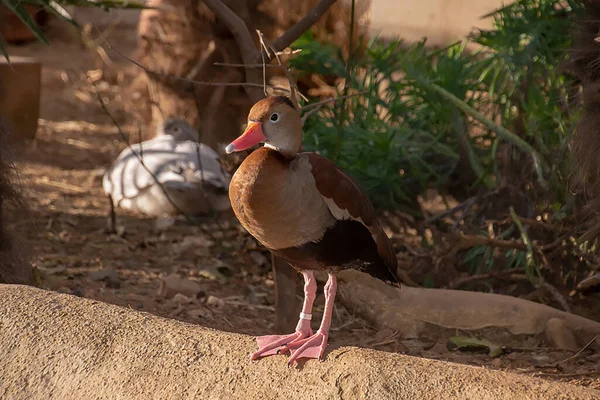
158,118 -> 198,142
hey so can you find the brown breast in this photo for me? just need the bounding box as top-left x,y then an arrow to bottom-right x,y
229,148 -> 335,250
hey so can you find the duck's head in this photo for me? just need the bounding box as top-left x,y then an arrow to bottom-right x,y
159,118 -> 198,142
225,96 -> 302,158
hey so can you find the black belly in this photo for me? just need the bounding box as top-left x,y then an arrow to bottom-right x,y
270,219 -> 397,283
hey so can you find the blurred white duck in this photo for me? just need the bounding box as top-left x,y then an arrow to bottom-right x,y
103,118 -> 231,225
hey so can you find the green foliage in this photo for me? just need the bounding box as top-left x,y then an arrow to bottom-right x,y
293,35 -> 464,211
0,0 -> 149,61
290,0 -> 584,215
472,0 -> 584,199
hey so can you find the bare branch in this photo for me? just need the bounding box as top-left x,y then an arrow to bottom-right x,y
300,91 -> 368,125
447,269 -> 526,289
185,40 -> 216,80
271,0 -> 338,52
275,49 -> 303,56
301,103 -> 324,126
201,0 -> 256,57
257,30 -> 270,97
202,0 -> 337,102
104,40 -> 291,93
257,30 -> 300,109
301,90 -> 369,111
214,62 -> 280,68
201,0 -> 264,102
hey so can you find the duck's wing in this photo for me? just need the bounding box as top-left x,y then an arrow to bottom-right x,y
103,137 -> 181,204
173,141 -> 231,189
300,152 -> 398,274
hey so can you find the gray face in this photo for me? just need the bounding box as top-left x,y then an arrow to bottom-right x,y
158,119 -> 198,142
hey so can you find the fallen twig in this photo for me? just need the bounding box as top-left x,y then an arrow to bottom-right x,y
488,216 -> 561,233
449,232 -> 528,252
555,335 -> 597,365
540,280 -> 571,313
32,178 -> 86,194
451,196 -> 477,231
447,268 -> 526,289
223,300 -> 275,311
425,195 -> 478,224
537,335 -> 598,369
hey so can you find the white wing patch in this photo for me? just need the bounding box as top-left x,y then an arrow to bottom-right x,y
321,196 -> 369,230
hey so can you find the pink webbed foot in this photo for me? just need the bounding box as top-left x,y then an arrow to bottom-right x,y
285,330 -> 329,365
251,329 -> 313,360
251,271 -> 318,361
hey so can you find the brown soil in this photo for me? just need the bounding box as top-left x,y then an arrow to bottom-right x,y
4,8 -> 600,394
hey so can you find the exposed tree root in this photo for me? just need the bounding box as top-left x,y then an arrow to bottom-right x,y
337,270 -> 600,351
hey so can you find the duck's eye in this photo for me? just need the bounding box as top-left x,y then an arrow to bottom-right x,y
270,113 -> 280,122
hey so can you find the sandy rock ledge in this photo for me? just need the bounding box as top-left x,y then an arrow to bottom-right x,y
0,284 -> 598,400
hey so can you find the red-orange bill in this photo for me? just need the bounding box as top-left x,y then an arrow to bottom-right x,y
225,121 -> 265,154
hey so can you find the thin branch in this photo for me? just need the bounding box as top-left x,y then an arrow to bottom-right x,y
451,196 -> 477,231
450,232 -> 528,252
540,280 -> 571,313
104,40 -> 291,93
554,335 -> 597,365
426,196 -> 478,224
275,49 -> 302,56
301,90 -> 369,111
214,62 -> 280,68
185,40 -> 216,80
332,0 -> 355,162
447,268 -> 526,289
536,335 -> 598,370
300,91 -> 369,125
488,216 -> 561,232
257,30 -> 300,109
203,0 -> 337,103
301,103 -> 325,126
201,0 -> 264,102
271,0 -> 338,52
257,29 -> 271,98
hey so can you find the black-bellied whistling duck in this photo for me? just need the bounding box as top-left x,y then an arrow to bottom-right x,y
226,96 -> 398,365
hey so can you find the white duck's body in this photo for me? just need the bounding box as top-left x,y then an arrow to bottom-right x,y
103,120 -> 231,217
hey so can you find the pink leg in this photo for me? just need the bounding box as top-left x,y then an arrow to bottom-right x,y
251,271 -> 316,360
286,273 -> 337,365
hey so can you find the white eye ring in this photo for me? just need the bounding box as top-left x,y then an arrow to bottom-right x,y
269,112 -> 280,123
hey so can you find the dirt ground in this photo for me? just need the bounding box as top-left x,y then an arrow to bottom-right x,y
5,8 -> 600,393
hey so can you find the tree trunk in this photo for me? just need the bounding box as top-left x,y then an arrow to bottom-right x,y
135,0 -> 252,149
134,0 -> 370,148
